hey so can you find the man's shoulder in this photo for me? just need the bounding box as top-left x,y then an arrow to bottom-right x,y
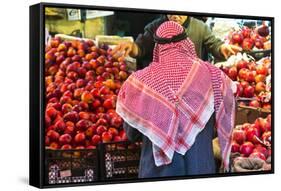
190,17 -> 208,29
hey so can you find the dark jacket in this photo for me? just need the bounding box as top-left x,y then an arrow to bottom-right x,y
135,16 -> 224,69
124,114 -> 216,178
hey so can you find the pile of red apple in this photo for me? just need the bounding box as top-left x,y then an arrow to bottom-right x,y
222,57 -> 271,110
231,114 -> 271,161
45,37 -> 130,150
229,24 -> 270,51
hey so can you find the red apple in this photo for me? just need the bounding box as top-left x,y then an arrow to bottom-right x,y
235,83 -> 243,97
255,39 -> 264,49
254,145 -> 269,158
231,141 -> 240,153
249,100 -> 261,108
232,129 -> 246,144
241,26 -> 251,38
242,38 -> 254,51
245,70 -> 256,83
228,66 -> 238,81
261,131 -> 271,143
245,126 -> 261,144
236,60 -> 248,70
243,86 -> 255,98
232,32 -> 244,44
240,81 -> 249,89
256,64 -> 268,76
238,68 -> 249,80
240,141 -> 255,157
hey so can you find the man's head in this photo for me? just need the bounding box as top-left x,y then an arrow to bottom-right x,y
166,15 -> 188,25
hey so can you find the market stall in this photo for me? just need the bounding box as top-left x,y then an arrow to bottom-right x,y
44,11 -> 272,184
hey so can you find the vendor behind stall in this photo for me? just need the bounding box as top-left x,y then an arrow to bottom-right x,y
112,15 -> 241,69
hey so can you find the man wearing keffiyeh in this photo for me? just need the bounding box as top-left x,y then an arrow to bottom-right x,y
116,21 -> 236,178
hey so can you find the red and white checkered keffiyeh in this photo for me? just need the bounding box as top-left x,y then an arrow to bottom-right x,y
116,21 -> 236,171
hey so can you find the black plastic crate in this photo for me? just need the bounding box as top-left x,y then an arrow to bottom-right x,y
99,141 -> 142,180
45,149 -> 99,185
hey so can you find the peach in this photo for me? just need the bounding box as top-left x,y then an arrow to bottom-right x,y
47,130 -> 60,141
76,119 -> 91,131
57,43 -> 67,52
54,120 -> 66,133
61,103 -> 72,114
96,125 -> 107,135
67,71 -> 78,81
81,91 -> 94,103
64,125 -> 74,135
108,127 -> 119,137
74,132 -> 86,143
61,144 -> 72,150
63,111 -> 79,123
85,127 -> 94,138
76,79 -> 86,88
96,66 -> 105,75
102,132 -> 113,143
119,71 -> 128,80
79,111 -> 90,120
45,136 -> 50,146
91,135 -> 101,146
79,101 -> 89,110
89,59 -> 99,69
49,142 -> 59,150
60,96 -> 72,104
71,55 -> 81,62
59,134 -> 72,145
78,67 -> 87,78
46,107 -> 58,119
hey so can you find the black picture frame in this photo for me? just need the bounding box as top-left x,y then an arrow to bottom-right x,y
30,2 -> 274,188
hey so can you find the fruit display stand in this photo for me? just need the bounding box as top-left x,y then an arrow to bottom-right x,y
99,141 -> 141,181
45,148 -> 99,184
44,34 -> 142,185
45,141 -> 142,184
236,98 -> 271,125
